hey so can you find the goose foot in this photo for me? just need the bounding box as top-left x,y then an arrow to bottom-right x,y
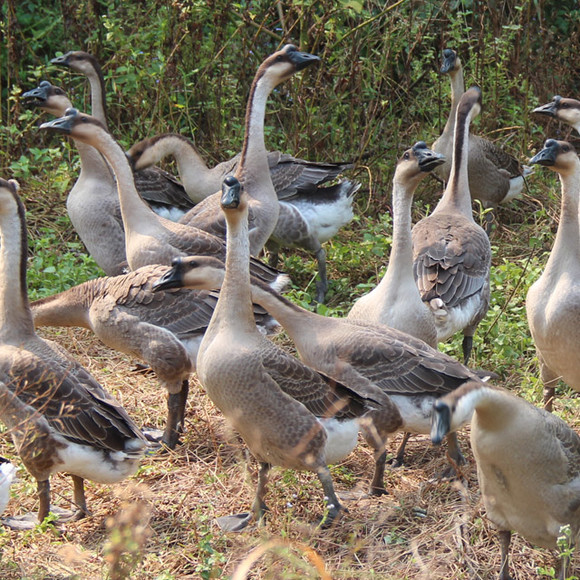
216,512 -> 254,532
2,505 -> 82,530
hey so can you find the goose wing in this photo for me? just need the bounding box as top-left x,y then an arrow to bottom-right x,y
412,214 -> 491,308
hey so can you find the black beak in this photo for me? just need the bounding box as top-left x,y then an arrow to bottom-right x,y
532,97 -> 560,118
152,260 -> 186,292
39,108 -> 79,134
220,175 -> 242,210
529,139 -> 559,166
440,49 -> 456,74
413,142 -> 446,172
286,46 -> 321,71
430,401 -> 451,445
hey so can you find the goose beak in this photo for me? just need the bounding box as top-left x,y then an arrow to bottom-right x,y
532,98 -> 560,118
152,260 -> 186,292
430,401 -> 451,445
220,175 -> 242,210
440,49 -> 457,74
287,48 -> 321,71
529,140 -> 559,166
50,53 -> 71,66
413,143 -> 446,172
39,108 -> 78,134
21,86 -> 49,107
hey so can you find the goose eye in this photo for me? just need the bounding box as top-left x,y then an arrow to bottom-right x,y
403,152 -> 410,160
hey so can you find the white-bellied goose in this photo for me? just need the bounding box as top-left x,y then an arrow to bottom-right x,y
176,176 -> 395,530
21,81 -> 127,275
432,381 -> 580,580
526,139 -> 580,411
432,49 -> 531,225
0,456 -> 16,516
178,44 -> 320,258
30,265 -> 280,449
39,108 -> 289,290
50,51 -> 194,220
154,252 -> 489,494
349,142 -> 444,347
127,132 -> 353,203
0,178 -> 147,528
128,133 -> 359,302
533,96 -> 580,134
413,87 -> 492,364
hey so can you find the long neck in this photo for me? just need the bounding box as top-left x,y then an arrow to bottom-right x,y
436,102 -> 474,217
75,139 -> 114,181
89,129 -> 159,226
31,283 -> 97,329
87,66 -> 108,129
236,74 -> 273,187
442,68 -> 465,137
544,167 -> 580,274
0,197 -> 35,342
381,177 -> 415,286
210,207 -> 257,334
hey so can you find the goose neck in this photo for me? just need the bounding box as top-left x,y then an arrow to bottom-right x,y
0,196 -> 35,342
546,168 -> 580,270
211,207 -> 257,332
437,102 -> 474,217
442,67 -> 465,136
87,66 -> 108,129
385,179 -> 414,277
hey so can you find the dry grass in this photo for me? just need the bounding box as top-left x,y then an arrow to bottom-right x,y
0,326 -> 576,579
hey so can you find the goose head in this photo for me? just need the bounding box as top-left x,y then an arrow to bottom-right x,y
533,96 -> 580,131
51,51 -> 101,75
529,139 -> 579,177
21,81 -> 72,116
440,48 -> 460,75
257,44 -> 320,88
39,108 -> 107,141
220,175 -> 243,211
153,256 -> 226,293
395,142 -> 445,187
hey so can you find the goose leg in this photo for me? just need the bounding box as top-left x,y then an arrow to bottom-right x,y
316,465 -> 343,527
391,432 -> 412,467
314,247 -> 328,304
498,530 -> 513,580
216,462 -> 270,532
439,432 -> 466,479
37,479 -> 51,522
541,364 -> 558,413
162,379 -> 189,449
462,333 -> 474,365
70,474 -> 89,519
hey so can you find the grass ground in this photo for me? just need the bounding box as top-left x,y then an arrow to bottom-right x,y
0,169 -> 579,579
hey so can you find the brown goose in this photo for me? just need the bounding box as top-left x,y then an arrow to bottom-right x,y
128,133 -> 359,302
533,95 -> 580,134
432,49 -> 531,225
176,176 -> 394,530
50,51 -> 194,220
432,381 -> 580,580
39,108 -> 288,290
178,44 -> 320,258
0,178 -> 147,528
526,140 -> 580,411
413,87 -> 492,364
30,265 -> 280,449
22,81 -> 127,275
154,251 -> 489,493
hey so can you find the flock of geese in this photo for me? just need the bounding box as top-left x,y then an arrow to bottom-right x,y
0,43 -> 578,578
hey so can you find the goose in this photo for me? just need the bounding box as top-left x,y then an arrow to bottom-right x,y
21,81 -> 126,275
128,133 -> 360,302
348,142 -> 444,347
29,265 -> 280,449
127,132 -> 354,203
432,49 -> 531,225
526,139 -> 580,411
0,178 -> 147,528
431,381 -> 580,580
50,50 -> 194,220
39,108 -> 289,289
171,176 -> 398,531
533,96 -> 580,134
413,86 -> 492,364
154,252 -> 489,494
177,44 -> 321,259
0,456 -> 17,516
